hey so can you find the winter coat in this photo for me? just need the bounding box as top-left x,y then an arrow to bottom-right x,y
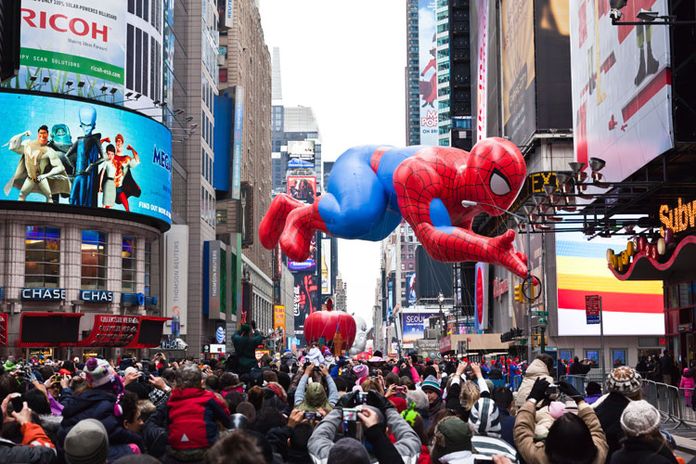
593,391 -> 631,459
513,400 -> 608,464
166,387 -> 231,451
308,407 -> 421,464
58,388 -> 144,450
609,437 -> 679,464
514,359 -> 554,409
0,423 -> 56,464
232,331 -> 264,373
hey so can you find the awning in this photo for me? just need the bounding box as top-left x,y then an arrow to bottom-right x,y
450,333 -> 512,351
17,312 -> 168,348
611,235 -> 696,281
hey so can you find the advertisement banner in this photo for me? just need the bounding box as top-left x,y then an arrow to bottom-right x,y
402,313 -> 429,345
293,271 -> 318,338
321,237 -> 332,295
287,140 -> 315,163
231,86 -> 244,199
556,232 -> 664,336
418,0 -> 438,145
164,225 -> 188,336
474,0 -> 490,141
570,0 -> 672,182
0,91 -> 172,224
535,0 -> 572,131
406,272 -> 417,306
10,1 -> 126,99
501,0 -> 536,146
474,262 -> 489,332
273,304 -> 286,330
203,240 -> 226,320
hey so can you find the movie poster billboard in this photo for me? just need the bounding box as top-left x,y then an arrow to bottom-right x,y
321,237 -> 332,295
406,272 -> 417,306
287,140 -> 315,163
7,1 -> 126,99
293,271 -> 318,339
556,232 -> 664,336
0,91 -> 172,224
501,0 -> 536,146
474,0 -> 490,141
418,0 -> 438,145
570,0 -> 672,182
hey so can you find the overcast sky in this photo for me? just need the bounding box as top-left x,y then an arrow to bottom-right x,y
259,0 -> 407,327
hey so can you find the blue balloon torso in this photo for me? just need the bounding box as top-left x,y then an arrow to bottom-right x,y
318,145 -> 422,241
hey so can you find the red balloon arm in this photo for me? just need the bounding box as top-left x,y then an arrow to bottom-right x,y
414,223 -> 528,278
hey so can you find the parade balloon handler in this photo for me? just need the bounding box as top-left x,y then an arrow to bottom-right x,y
260,138 -> 528,279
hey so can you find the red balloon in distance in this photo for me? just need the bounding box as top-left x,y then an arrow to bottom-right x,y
304,308 -> 356,349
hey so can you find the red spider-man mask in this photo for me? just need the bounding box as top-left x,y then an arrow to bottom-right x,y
460,137 -> 527,216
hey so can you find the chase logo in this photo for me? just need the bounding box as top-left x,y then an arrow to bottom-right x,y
153,146 -> 172,172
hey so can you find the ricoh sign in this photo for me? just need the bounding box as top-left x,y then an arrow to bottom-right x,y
9,1 -> 126,99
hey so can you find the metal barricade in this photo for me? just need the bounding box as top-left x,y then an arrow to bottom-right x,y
642,379 -> 694,429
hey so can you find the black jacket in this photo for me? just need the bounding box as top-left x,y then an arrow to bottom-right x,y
58,388 -> 144,450
610,437 -> 679,464
0,438 -> 56,464
595,392 -> 631,459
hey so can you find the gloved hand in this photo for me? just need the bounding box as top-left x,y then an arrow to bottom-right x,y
558,380 -> 584,402
366,390 -> 394,414
335,390 -> 359,409
527,377 -> 550,402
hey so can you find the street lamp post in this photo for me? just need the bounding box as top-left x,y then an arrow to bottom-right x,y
437,291 -> 445,337
461,200 -> 535,361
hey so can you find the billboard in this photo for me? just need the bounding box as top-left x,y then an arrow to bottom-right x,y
287,140 -> 315,163
474,0 -> 490,141
164,225 -> 188,336
556,232 -> 664,336
570,0 -> 673,182
501,0 -> 536,146
402,312 -> 436,345
535,1 -> 572,132
418,0 -> 438,145
0,91 -> 172,224
8,1 -> 126,99
474,262 -> 489,331
203,240 -> 228,320
406,272 -> 417,306
321,237 -> 332,295
231,86 -> 244,199
293,271 -> 318,338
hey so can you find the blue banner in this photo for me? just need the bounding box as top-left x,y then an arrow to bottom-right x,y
0,91 -> 172,224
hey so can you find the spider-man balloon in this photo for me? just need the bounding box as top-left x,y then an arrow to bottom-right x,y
260,137 -> 528,277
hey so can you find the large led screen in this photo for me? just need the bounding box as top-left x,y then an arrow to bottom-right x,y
0,91 -> 172,224
556,232 -> 664,336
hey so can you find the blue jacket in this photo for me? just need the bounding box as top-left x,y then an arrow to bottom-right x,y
58,388 -> 143,450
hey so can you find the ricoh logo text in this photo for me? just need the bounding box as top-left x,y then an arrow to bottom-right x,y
22,8 -> 109,42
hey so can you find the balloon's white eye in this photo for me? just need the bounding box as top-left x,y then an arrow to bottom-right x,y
490,170 -> 511,196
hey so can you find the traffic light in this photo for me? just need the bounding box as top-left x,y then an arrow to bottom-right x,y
513,284 -> 523,303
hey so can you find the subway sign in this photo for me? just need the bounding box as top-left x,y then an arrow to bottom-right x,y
21,288 -> 66,301
80,290 -> 114,303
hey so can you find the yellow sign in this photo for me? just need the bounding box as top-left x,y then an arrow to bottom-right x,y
528,171 -> 559,194
659,197 -> 696,234
273,305 -> 286,330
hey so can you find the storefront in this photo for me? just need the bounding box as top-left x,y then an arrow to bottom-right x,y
608,199 -> 696,368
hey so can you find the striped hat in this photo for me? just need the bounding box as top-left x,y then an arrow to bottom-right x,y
420,375 -> 442,396
468,397 -> 502,438
607,366 -> 642,396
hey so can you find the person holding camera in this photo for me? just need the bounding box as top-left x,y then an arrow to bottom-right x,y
513,378 -> 608,464
308,390 -> 421,464
0,396 -> 57,464
295,363 -> 339,417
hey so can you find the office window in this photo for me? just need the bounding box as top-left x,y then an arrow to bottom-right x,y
122,236 -> 137,292
559,349 -> 574,363
25,226 -> 60,288
610,348 -> 627,367
81,230 -> 107,290
584,349 -> 600,368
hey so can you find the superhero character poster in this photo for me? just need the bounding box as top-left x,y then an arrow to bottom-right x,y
293,271 -> 318,340
0,91 -> 172,224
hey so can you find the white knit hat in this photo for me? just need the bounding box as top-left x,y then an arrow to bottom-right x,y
620,400 -> 661,437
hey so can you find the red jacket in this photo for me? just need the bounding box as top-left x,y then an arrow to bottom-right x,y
167,387 -> 231,450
